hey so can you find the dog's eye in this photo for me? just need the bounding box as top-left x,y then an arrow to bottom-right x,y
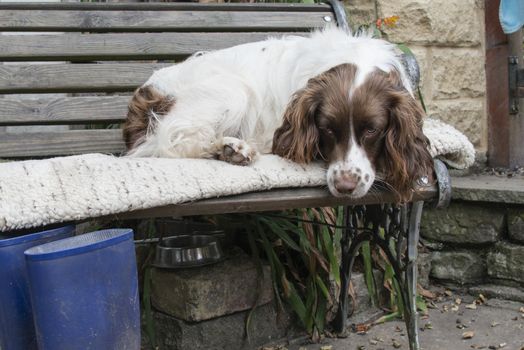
365,127 -> 378,135
321,127 -> 335,137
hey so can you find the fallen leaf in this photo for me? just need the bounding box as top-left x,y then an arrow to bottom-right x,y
369,339 -> 378,345
470,345 -> 486,349
392,339 -> 402,348
418,287 -> 437,299
320,346 -> 332,350
462,331 -> 475,339
357,346 -> 366,350
455,298 -> 462,305
445,290 -> 453,296
395,326 -> 402,332
478,294 -> 487,304
490,322 -> 500,328
424,322 -> 433,330
355,323 -> 370,334
465,303 -> 478,310
499,343 -> 507,348
452,305 -> 460,312
519,307 -> 524,313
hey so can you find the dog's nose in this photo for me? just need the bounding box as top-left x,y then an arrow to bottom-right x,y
334,172 -> 359,194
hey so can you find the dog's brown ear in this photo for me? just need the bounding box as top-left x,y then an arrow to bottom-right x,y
124,86 -> 174,150
272,79 -> 321,163
382,90 -> 433,202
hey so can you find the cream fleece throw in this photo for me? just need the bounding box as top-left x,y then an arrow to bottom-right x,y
0,118 -> 474,232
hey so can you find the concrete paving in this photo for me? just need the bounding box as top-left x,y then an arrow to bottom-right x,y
265,292 -> 524,350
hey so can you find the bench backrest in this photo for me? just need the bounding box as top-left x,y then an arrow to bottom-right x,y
0,1 -> 346,159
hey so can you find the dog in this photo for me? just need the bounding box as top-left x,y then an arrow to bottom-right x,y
123,27 -> 433,202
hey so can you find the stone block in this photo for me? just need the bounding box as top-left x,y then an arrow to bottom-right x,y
377,0 -> 482,46
431,48 -> 485,100
153,302 -> 296,350
421,203 -> 504,244
151,252 -> 273,322
430,250 -> 485,284
487,242 -> 524,283
343,0 -> 376,27
508,208 -> 524,243
427,99 -> 484,147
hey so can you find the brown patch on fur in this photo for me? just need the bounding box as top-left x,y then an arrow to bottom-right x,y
123,85 -> 175,150
364,70 -> 433,202
272,64 -> 357,163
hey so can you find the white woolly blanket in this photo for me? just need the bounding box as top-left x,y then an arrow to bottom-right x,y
0,118 -> 474,232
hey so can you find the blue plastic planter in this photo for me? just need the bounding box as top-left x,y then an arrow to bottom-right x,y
0,225 -> 75,350
25,229 -> 140,350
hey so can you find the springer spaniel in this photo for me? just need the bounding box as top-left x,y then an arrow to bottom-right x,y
123,27 -> 433,202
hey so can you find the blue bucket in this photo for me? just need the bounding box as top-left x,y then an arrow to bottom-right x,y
0,225 -> 75,350
24,229 -> 140,350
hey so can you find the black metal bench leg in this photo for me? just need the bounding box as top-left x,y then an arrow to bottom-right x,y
332,202 -> 423,350
404,200 -> 423,350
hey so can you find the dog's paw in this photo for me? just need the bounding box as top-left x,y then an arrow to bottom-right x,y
218,137 -> 258,166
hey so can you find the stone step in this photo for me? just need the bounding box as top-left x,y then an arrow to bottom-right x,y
451,175 -> 524,204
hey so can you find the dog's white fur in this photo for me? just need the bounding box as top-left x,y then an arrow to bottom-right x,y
127,27 -> 411,157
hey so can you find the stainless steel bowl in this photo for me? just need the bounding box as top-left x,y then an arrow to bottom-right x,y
153,234 -> 224,269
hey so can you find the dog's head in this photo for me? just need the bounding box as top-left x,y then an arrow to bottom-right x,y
272,63 -> 433,202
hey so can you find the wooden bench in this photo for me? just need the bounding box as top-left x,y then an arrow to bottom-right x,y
0,2 -> 450,349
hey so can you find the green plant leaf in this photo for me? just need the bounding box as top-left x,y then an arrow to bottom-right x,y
361,241 -> 378,307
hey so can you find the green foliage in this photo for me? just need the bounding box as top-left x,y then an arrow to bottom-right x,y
228,208 -> 341,340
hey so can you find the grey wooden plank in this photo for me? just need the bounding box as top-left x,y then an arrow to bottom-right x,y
0,10 -> 333,32
113,186 -> 438,220
0,32 -> 306,61
0,63 -> 168,94
0,3 -> 332,12
0,129 -> 124,157
0,96 -> 129,126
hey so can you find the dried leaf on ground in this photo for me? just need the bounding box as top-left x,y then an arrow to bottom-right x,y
354,323 -> 370,334
445,290 -> 453,297
465,303 -> 478,310
470,344 -> 486,349
478,294 -> 487,304
490,321 -> 500,327
320,346 -> 332,350
418,287 -> 437,299
462,331 -> 475,339
455,298 -> 462,305
392,339 -> 402,348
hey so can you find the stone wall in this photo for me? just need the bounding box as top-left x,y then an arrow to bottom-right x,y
343,0 -> 487,152
420,202 -> 524,302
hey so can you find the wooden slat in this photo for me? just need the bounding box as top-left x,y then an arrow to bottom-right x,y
113,186 -> 437,220
0,63 -> 168,94
0,32 -> 306,61
0,129 -> 124,157
0,3 -> 332,12
0,96 -> 129,126
0,10 -> 333,32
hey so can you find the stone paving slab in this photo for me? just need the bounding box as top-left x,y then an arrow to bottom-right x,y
263,293 -> 524,350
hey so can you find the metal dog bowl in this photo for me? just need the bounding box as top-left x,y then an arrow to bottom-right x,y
153,234 -> 224,269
